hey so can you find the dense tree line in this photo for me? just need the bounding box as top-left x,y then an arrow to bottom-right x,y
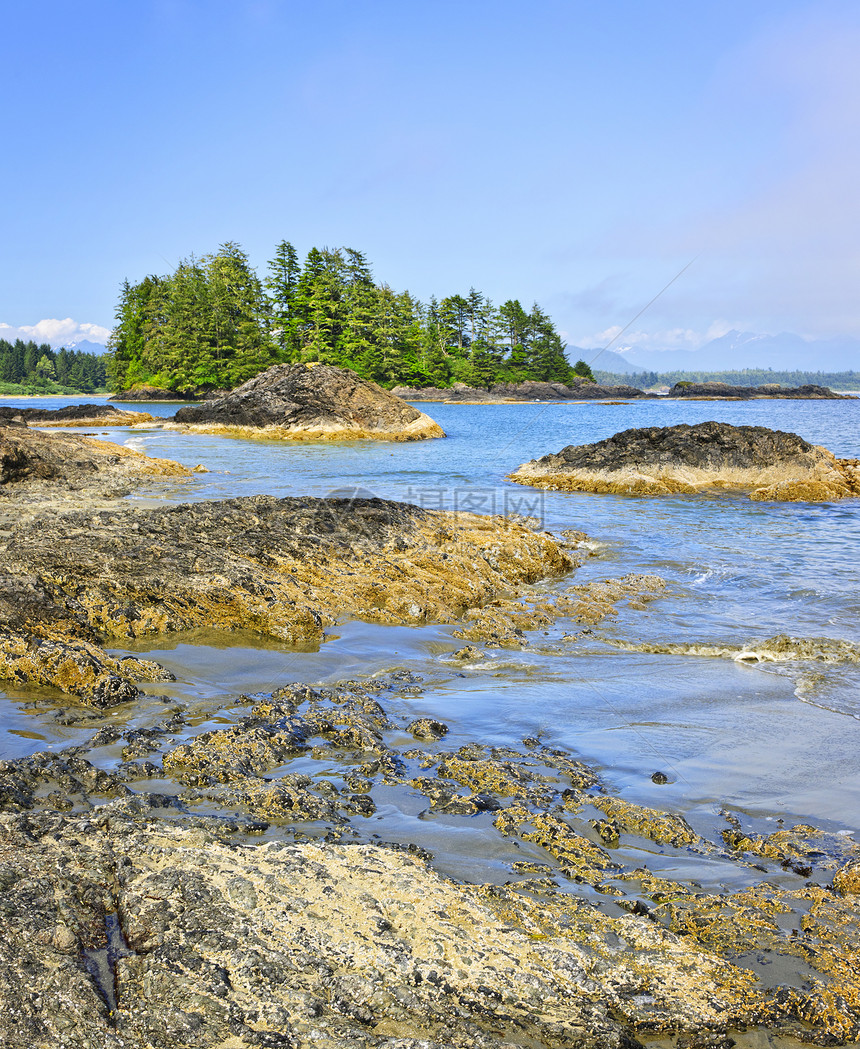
0,339 -> 107,393
107,241 -> 590,393
594,367 -> 860,391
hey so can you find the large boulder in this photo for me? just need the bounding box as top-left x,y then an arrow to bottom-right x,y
510,421 -> 860,501
171,363 -> 445,440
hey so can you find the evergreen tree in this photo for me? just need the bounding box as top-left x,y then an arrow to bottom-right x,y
439,295 -> 470,357
265,240 -> 301,360
103,239 -> 576,394
572,359 -> 595,382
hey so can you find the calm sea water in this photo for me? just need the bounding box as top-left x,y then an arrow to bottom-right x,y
3,395 -> 859,887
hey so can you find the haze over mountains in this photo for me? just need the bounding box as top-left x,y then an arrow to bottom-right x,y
579,331 -> 860,375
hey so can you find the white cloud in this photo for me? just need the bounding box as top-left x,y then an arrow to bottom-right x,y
0,318 -> 111,347
570,325 -> 724,353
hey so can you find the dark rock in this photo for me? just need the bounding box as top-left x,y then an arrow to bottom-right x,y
668,381 -> 852,400
172,363 -> 445,441
0,404 -> 154,426
651,771 -> 669,784
512,421 -> 860,501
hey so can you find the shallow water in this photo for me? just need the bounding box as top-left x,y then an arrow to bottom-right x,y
4,394 -> 860,889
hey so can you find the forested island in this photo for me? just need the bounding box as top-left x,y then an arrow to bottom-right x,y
106,241 -> 594,394
0,339 -> 107,394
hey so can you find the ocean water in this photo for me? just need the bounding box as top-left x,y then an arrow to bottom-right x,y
3,394 -> 859,889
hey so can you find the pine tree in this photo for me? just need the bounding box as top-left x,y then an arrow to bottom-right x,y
265,240 -> 301,360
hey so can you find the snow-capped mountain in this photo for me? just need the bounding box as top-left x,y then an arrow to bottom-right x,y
64,339 -> 107,355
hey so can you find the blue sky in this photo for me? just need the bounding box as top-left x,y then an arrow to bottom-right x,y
3,0 -> 860,361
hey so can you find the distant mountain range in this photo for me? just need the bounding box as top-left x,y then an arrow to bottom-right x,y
572,331 -> 860,374
65,339 -> 107,355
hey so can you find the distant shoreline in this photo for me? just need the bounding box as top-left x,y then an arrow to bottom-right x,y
0,392 -> 111,401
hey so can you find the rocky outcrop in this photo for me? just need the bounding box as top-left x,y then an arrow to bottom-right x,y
392,379 -> 649,402
394,380 -> 854,402
0,810 -> 739,1049
0,632 -> 173,707
497,379 -> 649,400
0,423 -> 191,495
1,684 -> 859,1046
0,403 -> 155,426
171,363 -> 445,440
0,494 -> 571,703
668,381 -> 852,399
511,421 -> 860,501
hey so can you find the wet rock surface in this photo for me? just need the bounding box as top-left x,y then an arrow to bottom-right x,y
0,671 -> 858,1047
0,421 -> 191,498
0,494 -> 572,702
511,421 -> 860,501
171,363 -> 445,440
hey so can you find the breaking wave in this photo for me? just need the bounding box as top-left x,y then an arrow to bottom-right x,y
604,633 -> 860,665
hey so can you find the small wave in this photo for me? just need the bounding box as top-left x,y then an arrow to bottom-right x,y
794,674 -> 860,720
124,435 -> 160,448
605,633 -> 860,665
689,569 -> 713,586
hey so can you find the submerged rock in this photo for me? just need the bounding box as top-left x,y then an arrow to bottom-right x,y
171,363 -> 445,440
0,403 -> 155,426
510,421 -> 860,501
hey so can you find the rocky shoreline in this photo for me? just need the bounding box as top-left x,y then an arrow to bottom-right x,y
1,669 -> 859,1047
391,380 -> 853,403
391,379 -> 650,402
666,381 -> 853,400
0,403 -> 156,426
0,476 -> 573,704
1,413 -> 860,1046
0,421 -> 193,508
